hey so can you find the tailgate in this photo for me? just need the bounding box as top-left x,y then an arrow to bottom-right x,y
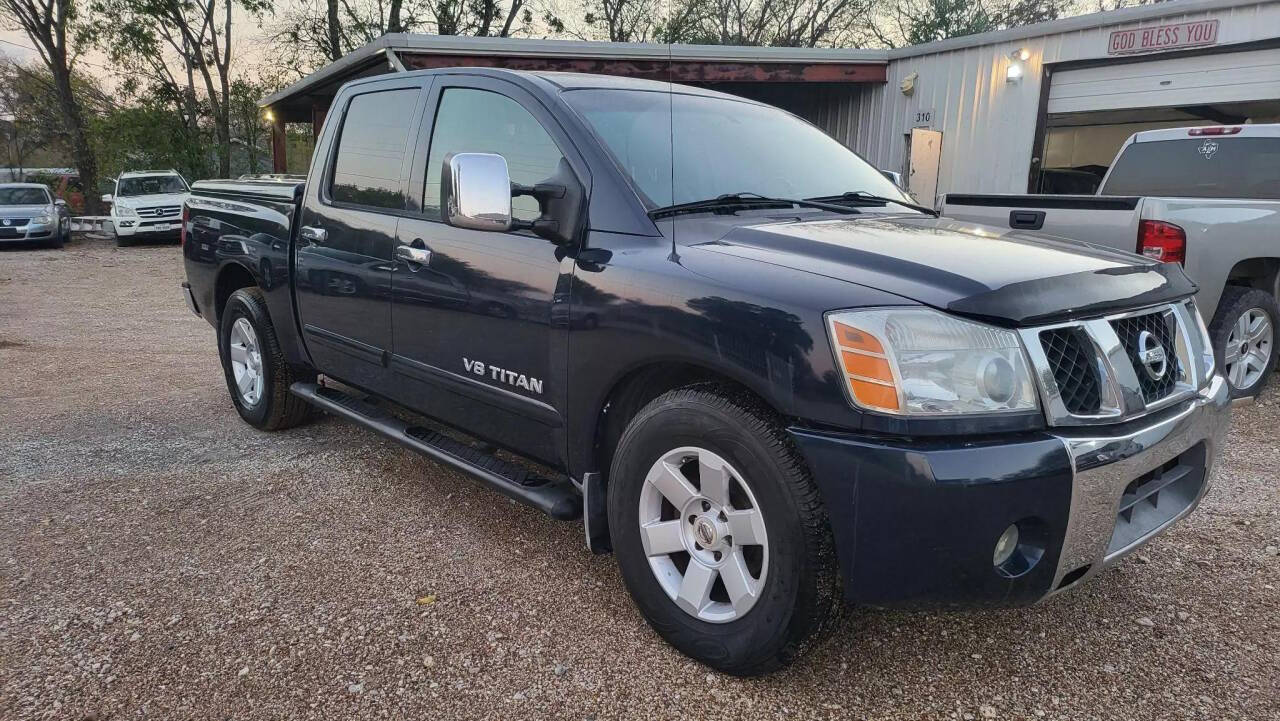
941,194 -> 1143,252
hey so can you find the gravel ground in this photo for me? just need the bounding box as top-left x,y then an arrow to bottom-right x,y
2,234 -> 1278,720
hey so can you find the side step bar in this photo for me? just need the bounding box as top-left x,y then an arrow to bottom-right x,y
290,382 -> 580,520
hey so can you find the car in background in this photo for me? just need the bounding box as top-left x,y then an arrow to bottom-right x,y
942,123 -> 1280,399
0,182 -> 71,248
103,170 -> 190,247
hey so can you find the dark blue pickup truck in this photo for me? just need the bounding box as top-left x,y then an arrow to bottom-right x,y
180,68 -> 1230,675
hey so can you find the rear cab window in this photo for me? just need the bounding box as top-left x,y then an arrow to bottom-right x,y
1100,136 -> 1280,199
331,88 -> 421,210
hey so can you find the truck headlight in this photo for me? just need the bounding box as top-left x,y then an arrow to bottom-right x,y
826,307 -> 1038,416
115,203 -> 137,217
31,214 -> 53,224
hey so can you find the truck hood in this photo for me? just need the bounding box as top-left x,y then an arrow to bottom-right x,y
693,215 -> 1197,326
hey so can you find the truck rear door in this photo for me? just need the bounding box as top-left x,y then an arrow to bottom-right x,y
294,78 -> 430,393
940,194 -> 1144,252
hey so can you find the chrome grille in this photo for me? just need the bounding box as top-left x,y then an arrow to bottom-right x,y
1021,301 -> 1210,427
136,205 -> 181,218
1039,327 -> 1102,415
1110,310 -> 1180,403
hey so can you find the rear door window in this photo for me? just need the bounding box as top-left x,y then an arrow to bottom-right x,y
331,88 -> 421,210
1100,136 -> 1280,199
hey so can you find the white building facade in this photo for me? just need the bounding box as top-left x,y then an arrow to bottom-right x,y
836,0 -> 1280,204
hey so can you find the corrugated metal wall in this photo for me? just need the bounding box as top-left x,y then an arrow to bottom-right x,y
830,0 -> 1280,204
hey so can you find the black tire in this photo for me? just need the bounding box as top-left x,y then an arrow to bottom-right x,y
1208,286 -> 1279,399
607,386 -> 841,676
218,287 -> 314,430
114,229 -> 132,247
44,230 -> 64,249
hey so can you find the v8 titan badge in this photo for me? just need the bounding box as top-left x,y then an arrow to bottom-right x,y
1198,140 -> 1219,160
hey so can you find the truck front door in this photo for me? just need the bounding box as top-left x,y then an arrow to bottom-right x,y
294,81 -> 427,393
390,77 -> 578,465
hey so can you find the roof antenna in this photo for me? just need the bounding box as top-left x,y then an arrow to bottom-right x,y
665,55 -> 679,265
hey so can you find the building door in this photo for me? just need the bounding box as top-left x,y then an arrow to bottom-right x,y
907,128 -> 943,207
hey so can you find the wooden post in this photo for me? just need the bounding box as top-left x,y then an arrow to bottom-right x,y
271,109 -> 287,174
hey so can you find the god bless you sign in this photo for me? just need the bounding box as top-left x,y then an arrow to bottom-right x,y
1107,19 -> 1219,55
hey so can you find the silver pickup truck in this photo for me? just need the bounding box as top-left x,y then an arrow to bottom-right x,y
942,124 -> 1280,399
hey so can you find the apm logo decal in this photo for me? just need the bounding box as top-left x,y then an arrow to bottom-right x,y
1198,140 -> 1219,160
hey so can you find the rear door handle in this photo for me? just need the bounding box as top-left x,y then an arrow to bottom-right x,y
395,243 -> 431,266
299,225 -> 327,243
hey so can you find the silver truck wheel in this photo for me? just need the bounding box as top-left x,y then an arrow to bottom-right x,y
638,446 -> 769,623
1224,308 -> 1272,392
1209,286 -> 1280,399
228,317 -> 265,406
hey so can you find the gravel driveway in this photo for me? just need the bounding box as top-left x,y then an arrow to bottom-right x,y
2,235 -> 1277,720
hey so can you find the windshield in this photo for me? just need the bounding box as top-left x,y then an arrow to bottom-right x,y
0,187 -> 51,205
117,175 -> 189,197
563,88 -> 910,209
1100,137 -> 1280,199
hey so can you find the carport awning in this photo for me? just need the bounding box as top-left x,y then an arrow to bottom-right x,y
262,34 -> 889,123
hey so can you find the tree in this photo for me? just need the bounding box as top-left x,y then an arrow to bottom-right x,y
93,0 -> 269,177
229,76 -> 270,174
0,62 -> 56,174
273,0 -> 537,76
869,0 -> 1073,47
0,0 -> 104,212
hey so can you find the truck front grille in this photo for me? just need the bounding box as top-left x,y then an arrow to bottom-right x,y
1020,301 -> 1206,426
1040,327 -> 1102,415
1110,310 -> 1180,403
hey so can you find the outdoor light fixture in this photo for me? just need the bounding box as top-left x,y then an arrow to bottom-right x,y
263,109 -> 275,122
1006,48 -> 1030,83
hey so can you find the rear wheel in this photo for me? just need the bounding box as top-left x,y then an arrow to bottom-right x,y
1209,286 -> 1278,398
218,287 -> 313,430
607,386 -> 841,676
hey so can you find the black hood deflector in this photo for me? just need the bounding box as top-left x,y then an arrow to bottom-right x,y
693,215 -> 1198,326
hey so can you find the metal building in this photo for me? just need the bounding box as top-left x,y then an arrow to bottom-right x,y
261,0 -> 1280,206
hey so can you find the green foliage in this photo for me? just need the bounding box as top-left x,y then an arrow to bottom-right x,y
91,102 -> 213,181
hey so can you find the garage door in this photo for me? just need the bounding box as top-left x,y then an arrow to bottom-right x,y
1048,46 -> 1280,114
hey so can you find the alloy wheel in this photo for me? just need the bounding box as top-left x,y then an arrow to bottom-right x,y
637,446 -> 769,623
1224,308 -> 1273,391
228,317 -> 265,406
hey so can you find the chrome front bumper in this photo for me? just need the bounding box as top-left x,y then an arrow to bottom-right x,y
1047,374 -> 1231,595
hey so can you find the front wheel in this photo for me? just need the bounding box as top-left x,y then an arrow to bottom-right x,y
607,386 -> 841,676
1209,286 -> 1278,399
218,287 -> 313,430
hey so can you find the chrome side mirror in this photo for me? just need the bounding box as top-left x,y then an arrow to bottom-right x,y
441,152 -> 512,232
101,194 -> 113,204
54,198 -> 67,206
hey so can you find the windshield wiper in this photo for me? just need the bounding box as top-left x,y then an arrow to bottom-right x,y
806,191 -> 939,217
649,192 -> 861,219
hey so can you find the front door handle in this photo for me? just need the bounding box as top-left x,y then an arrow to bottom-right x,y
396,243 -> 431,266
299,225 -> 327,244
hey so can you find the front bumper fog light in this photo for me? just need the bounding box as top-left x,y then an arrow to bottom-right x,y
993,524 -> 1020,566
993,518 -> 1047,578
